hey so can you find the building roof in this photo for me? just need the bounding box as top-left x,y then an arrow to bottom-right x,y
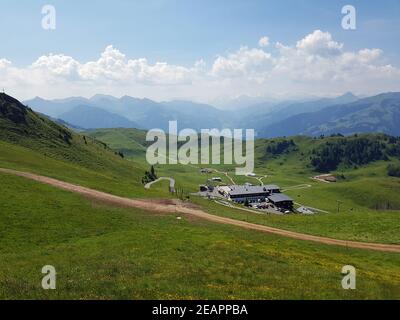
218,186 -> 231,193
228,185 -> 280,196
268,193 -> 293,203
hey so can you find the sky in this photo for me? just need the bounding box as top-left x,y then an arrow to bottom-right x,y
1,0 -> 400,103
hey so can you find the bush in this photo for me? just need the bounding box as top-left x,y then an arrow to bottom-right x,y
387,164 -> 400,177
142,165 -> 158,184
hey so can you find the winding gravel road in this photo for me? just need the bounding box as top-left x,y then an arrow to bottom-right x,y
144,177 -> 175,192
1,168 -> 399,253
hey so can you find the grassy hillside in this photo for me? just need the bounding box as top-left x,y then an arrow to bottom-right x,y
0,93 -> 168,199
0,93 -> 133,172
0,172 -> 399,299
86,128 -> 149,158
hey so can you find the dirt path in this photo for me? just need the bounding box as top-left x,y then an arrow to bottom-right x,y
256,175 -> 268,186
1,168 -> 400,253
212,169 -> 236,185
144,177 -> 176,192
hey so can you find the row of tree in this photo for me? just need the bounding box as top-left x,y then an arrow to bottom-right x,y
310,136 -> 391,172
265,139 -> 297,156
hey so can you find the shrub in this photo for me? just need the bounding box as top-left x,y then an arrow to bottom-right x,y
387,164 -> 400,177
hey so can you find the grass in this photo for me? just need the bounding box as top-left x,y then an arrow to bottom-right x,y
0,140 -> 169,199
86,128 -> 149,158
0,96 -> 165,198
1,94 -> 400,300
0,173 -> 399,299
81,129 -> 400,244
0,102 -> 400,299
191,197 -> 400,244
1,125 -> 399,244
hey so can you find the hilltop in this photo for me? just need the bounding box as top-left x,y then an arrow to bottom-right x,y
0,93 -> 129,171
0,93 -> 158,198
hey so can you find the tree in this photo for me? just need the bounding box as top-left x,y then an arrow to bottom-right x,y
310,136 -> 387,172
266,139 -> 297,156
142,166 -> 158,184
387,164 -> 400,177
150,165 -> 156,179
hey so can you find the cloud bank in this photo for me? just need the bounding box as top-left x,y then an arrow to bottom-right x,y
1,30 -> 399,102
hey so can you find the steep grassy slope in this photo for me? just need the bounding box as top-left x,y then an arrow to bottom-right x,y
0,93 -> 127,170
86,128 -> 149,158
0,93 -> 164,198
0,173 -> 399,299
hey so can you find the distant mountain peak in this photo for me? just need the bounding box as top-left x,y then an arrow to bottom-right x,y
90,94 -> 119,102
32,95 -> 44,100
340,92 -> 357,99
58,104 -> 140,129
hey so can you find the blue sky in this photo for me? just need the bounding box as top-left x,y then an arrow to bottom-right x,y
1,0 -> 400,101
1,0 -> 399,66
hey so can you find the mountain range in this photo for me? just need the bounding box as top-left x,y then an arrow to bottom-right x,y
25,95 -> 227,132
24,92 -> 400,138
260,92 -> 400,137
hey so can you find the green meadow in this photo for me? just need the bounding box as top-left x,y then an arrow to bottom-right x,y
0,173 -> 399,299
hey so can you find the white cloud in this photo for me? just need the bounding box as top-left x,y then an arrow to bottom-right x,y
296,30 -> 343,56
25,45 -> 194,86
128,59 -> 192,85
357,48 -> 382,63
1,30 -> 400,101
0,58 -> 12,69
272,33 -> 393,85
211,46 -> 273,79
258,36 -> 270,47
79,45 -> 133,81
31,54 -> 79,78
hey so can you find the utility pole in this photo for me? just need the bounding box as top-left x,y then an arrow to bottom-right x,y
337,200 -> 343,213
